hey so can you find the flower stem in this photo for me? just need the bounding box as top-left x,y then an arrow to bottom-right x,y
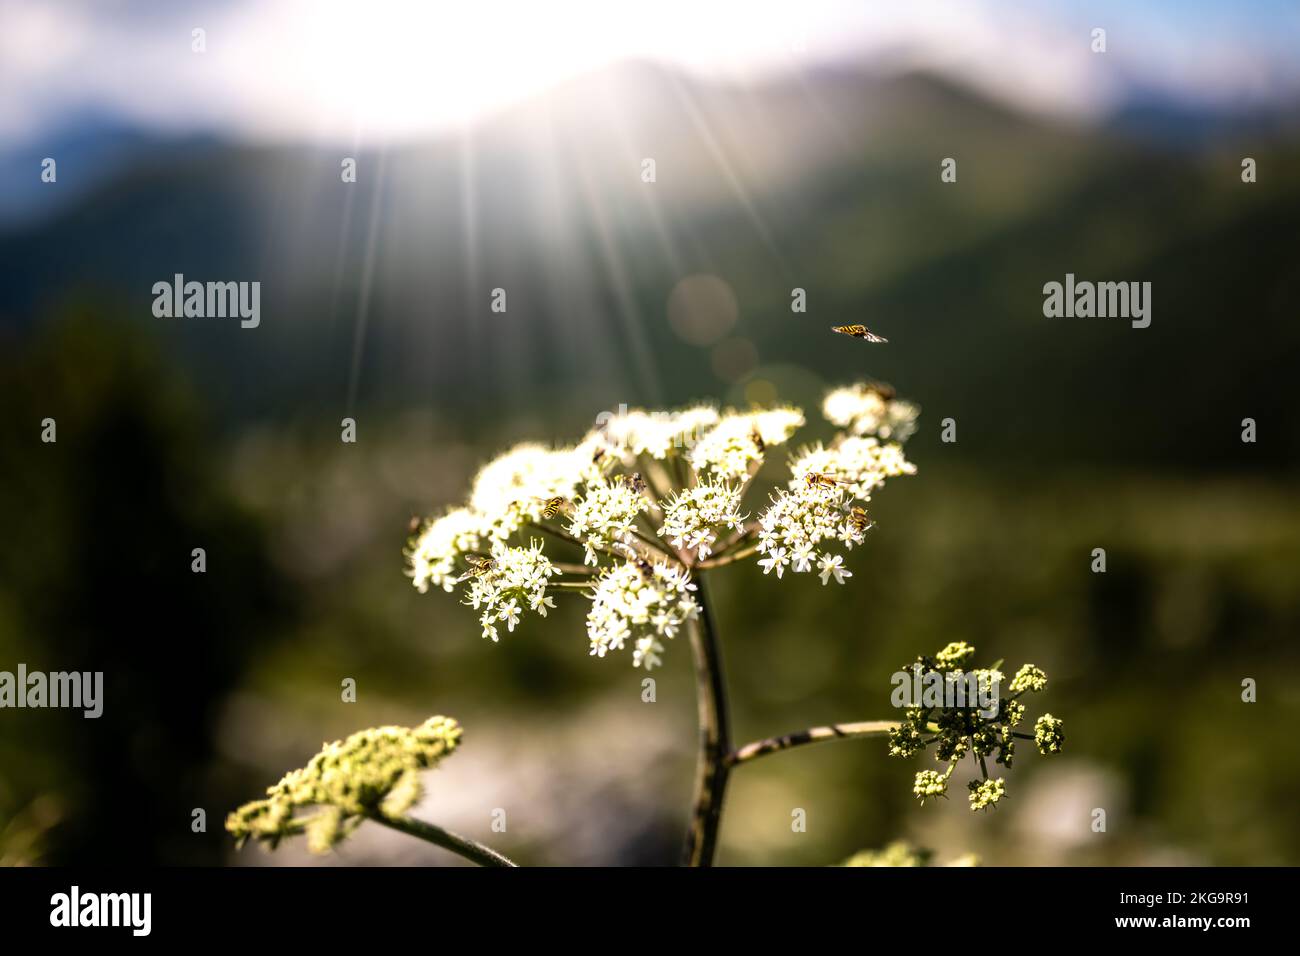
706,524 -> 755,558
628,527 -> 681,563
530,521 -> 584,549
367,812 -> 518,867
727,720 -> 900,766
682,572 -> 732,867
696,543 -> 761,569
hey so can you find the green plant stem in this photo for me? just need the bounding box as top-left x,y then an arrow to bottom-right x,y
697,543 -> 761,569
628,527 -> 681,562
707,524 -> 755,558
727,720 -> 900,766
530,521 -> 584,549
683,573 -> 732,867
367,813 -> 518,867
531,521 -> 642,566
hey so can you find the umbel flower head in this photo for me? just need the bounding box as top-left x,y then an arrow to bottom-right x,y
404,383 -> 916,669
657,477 -> 747,561
887,642 -> 1063,812
226,716 -> 462,853
840,840 -> 979,867
461,539 -> 559,642
587,559 -> 699,669
823,382 -> 920,442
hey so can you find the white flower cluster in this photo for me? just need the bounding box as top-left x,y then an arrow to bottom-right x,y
406,507 -> 484,593
461,540 -> 559,642
756,482 -> 865,584
823,383 -> 920,442
566,478 -> 649,565
788,437 -> 917,501
406,440 -> 605,593
586,561 -> 699,669
688,407 -> 805,481
469,441 -> 603,538
595,406 -> 720,462
407,383 -> 917,665
658,478 -> 748,560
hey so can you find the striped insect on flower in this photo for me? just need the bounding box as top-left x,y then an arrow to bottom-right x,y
831,324 -> 888,343
847,506 -> 872,535
804,472 -> 853,490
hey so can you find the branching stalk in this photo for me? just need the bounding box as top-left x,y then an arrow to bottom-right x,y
697,543 -> 762,569
367,812 -> 518,868
728,720 -> 900,766
682,573 -> 731,866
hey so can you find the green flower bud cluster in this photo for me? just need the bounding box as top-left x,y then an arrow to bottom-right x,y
968,777 -> 1006,810
840,840 -> 979,867
1034,713 -> 1065,754
227,716 -> 462,853
887,642 -> 1063,812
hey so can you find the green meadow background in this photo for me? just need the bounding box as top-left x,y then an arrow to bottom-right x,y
2,66 -> 1298,866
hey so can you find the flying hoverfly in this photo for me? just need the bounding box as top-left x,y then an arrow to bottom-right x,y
831,324 -> 888,343
624,472 -> 648,494
540,496 -> 569,520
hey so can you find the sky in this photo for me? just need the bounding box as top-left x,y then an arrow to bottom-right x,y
2,0 -> 1299,149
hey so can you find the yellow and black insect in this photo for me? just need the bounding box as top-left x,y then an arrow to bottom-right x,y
831,324 -> 888,343
540,496 -> 568,520
624,472 -> 647,494
804,472 -> 851,489
750,426 -> 766,453
462,554 -> 497,577
847,506 -> 873,535
630,555 -> 655,580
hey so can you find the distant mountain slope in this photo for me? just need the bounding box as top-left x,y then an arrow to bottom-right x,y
2,65 -> 1297,469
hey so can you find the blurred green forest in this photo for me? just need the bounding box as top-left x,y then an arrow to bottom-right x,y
1,67 -> 1298,865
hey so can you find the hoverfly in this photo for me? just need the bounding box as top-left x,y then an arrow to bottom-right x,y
750,426 -> 766,453
831,324 -> 888,343
462,554 -> 497,578
804,472 -> 852,490
540,496 -> 568,520
624,472 -> 648,494
847,506 -> 873,535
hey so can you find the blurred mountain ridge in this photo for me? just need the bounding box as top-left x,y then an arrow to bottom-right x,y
2,62 -> 1298,470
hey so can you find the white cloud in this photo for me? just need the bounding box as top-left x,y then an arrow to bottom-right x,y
1,0 -> 1297,148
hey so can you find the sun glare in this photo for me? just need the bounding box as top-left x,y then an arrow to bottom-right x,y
232,0 -> 813,141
